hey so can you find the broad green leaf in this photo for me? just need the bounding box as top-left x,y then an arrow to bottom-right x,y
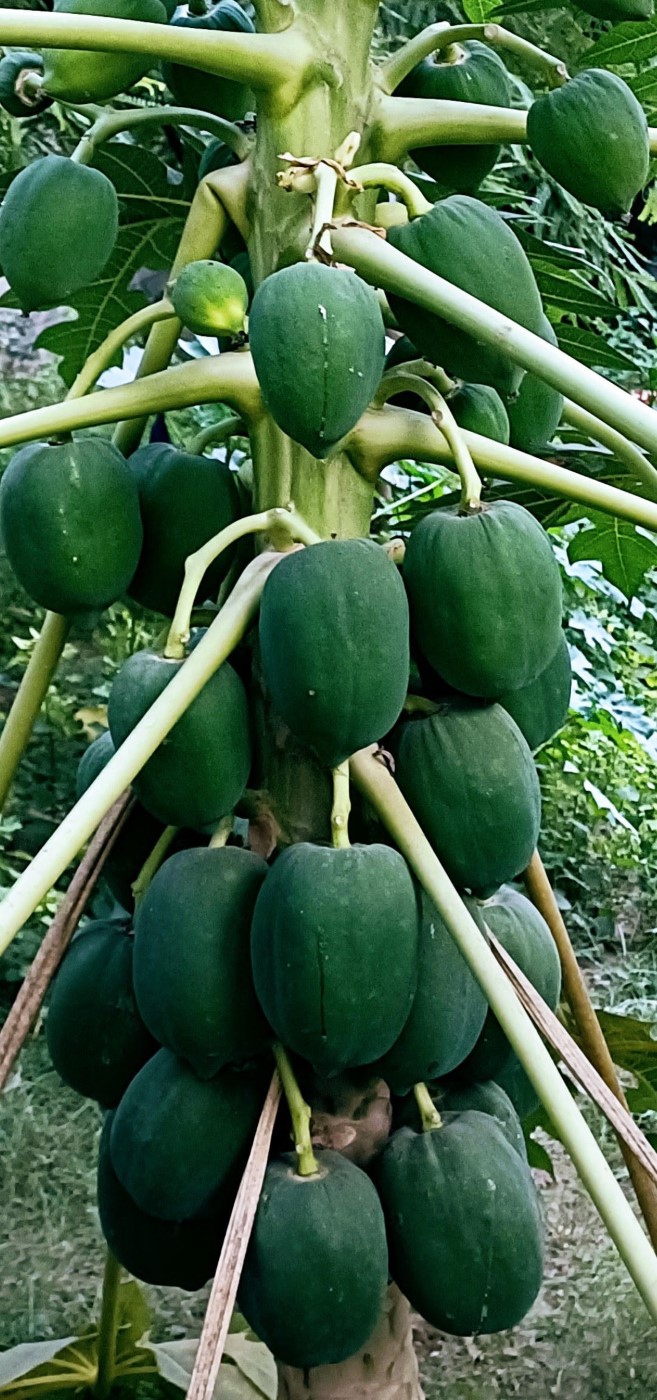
627,68 -> 657,117
224,1333 -> 278,1398
0,1340 -> 76,1390
625,1070 -> 657,1114
492,0 -> 562,13
148,1335 -> 277,1400
0,1333 -> 97,1396
595,1009 -> 657,1096
525,1134 -> 556,1176
462,0 -> 498,21
580,20 -> 657,70
114,1278 -> 152,1362
568,512 -> 657,598
530,260 -> 617,319
554,324 -> 636,372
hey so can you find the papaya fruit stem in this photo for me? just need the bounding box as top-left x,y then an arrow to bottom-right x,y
374,370 -> 482,510
208,815 -> 233,848
0,550 -> 281,960
66,300 -> 176,401
131,824 -> 179,908
273,1042 -> 319,1177
563,398 -> 657,497
70,105 -> 252,167
378,22 -> 568,97
164,506 -> 319,660
350,744 -> 657,1325
94,1250 -> 122,1400
349,163 -> 432,220
0,611 -> 71,815
188,413 -> 246,457
330,760 -> 351,848
413,1082 -> 443,1133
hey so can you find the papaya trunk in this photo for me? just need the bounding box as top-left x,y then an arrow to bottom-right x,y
276,1287 -> 424,1400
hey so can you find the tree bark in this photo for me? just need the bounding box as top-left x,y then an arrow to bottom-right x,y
277,1287 -> 424,1400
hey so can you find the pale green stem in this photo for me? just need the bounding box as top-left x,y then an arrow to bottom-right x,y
350,162 -> 432,219
67,300 -> 175,400
307,159 -> 340,259
330,760 -> 351,849
388,356 -> 456,396
0,612 -> 71,814
563,399 -> 657,496
273,1042 -> 319,1177
0,551 -> 279,960
164,506 -> 319,659
413,1082 -> 443,1132
378,21 -> 568,96
209,814 -> 233,848
350,746 -> 657,1323
375,371 -> 482,510
131,825 -> 178,909
188,414 -> 246,457
333,225 -> 657,459
95,1251 -> 122,1400
71,105 -> 251,167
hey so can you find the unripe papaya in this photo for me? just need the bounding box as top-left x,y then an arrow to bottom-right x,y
394,1079 -> 526,1160
527,70 -> 650,216
46,919 -> 156,1107
388,198 -> 545,395
0,156 -> 119,311
449,382 -> 510,444
249,263 -> 386,458
258,540 -> 409,767
98,1115 -> 227,1290
376,1115 -> 543,1334
127,442 -> 243,616
394,703 -> 541,894
108,647 -> 251,830
42,0 -> 168,103
170,259 -> 249,337
250,842 -> 419,1076
404,500 -> 563,698
162,1 -> 254,120
507,315 -> 564,454
133,847 -> 270,1077
198,138 -> 239,181
399,41 -> 512,195
0,51 -> 51,116
0,437 -> 142,613
239,1151 -> 389,1368
494,1054 -> 540,1120
109,1048 -> 266,1220
499,631 -> 571,751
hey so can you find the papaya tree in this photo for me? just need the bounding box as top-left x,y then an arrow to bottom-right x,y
2,1 -> 657,1397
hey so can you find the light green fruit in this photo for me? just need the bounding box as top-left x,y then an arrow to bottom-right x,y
170,260 -> 249,337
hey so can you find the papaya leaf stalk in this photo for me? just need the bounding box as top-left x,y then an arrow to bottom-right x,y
0,611 -> 70,813
378,22 -> 568,96
70,104 -> 252,166
562,399 -> 657,495
67,299 -> 176,400
188,413 -> 245,457
374,370 -> 482,511
349,163 -> 432,219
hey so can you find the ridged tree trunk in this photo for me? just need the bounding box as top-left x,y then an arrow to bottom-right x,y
277,1288 -> 424,1400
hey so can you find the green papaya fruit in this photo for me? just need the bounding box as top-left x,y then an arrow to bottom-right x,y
394,1079 -> 526,1160
250,842 -> 419,1076
373,891 -> 488,1093
399,41 -> 512,195
42,0 -> 168,103
0,156 -> 119,311
404,500 -> 562,698
507,314 -> 564,454
494,1054 -> 540,1120
576,0 -> 652,17
76,729 -> 115,796
449,382 -> 510,444
527,70 -> 650,216
376,1114 -> 543,1334
388,197 -> 545,395
162,1 -> 254,120
249,263 -> 386,458
108,647 -> 251,830
499,631 -> 571,751
109,1048 -> 265,1220
170,259 -> 249,337
239,1151 -> 388,1368
127,442 -> 243,616
385,334 -> 420,371
394,703 -> 541,894
46,919 -> 156,1107
98,1115 -> 227,1290
133,846 -> 270,1077
458,887 -> 561,1082
258,539 -> 409,767
0,51 -> 51,116
0,437 -> 142,613
198,138 -> 239,181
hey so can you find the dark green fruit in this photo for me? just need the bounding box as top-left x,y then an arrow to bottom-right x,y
0,156 -> 119,311
527,70 -> 650,216
404,500 -> 562,698
507,314 -> 563,454
374,891 -> 488,1092
458,887 -> 561,1082
170,260 -> 248,337
127,442 -> 243,616
249,264 -> 386,458
449,383 -> 510,445
46,919 -> 156,1108
108,648 -> 251,830
1,438 -> 142,613
239,1151 -> 388,1368
377,1115 -> 543,1334
76,730 -> 115,797
98,1115 -> 227,1290
198,139 -> 239,181
394,1079 -> 526,1160
259,539 -> 409,767
499,631 -> 571,751
251,843 -> 419,1076
494,1055 -> 540,1120
163,1 -> 254,121
43,0 -> 168,102
0,51 -> 51,116
110,1048 -> 265,1220
399,42 -> 511,195
133,846 -> 270,1077
395,704 -> 541,894
388,198 -> 544,395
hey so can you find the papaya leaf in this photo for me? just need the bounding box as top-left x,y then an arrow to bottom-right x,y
568,512 -> 657,598
594,1009 -> 657,1097
461,0 -> 498,21
529,260 -> 617,319
579,20 -> 657,70
554,324 -> 635,372
627,68 -> 657,119
525,1133 -> 556,1176
625,1070 -> 657,1115
0,1332 -> 97,1397
147,1335 -> 277,1400
114,1278 -> 152,1364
